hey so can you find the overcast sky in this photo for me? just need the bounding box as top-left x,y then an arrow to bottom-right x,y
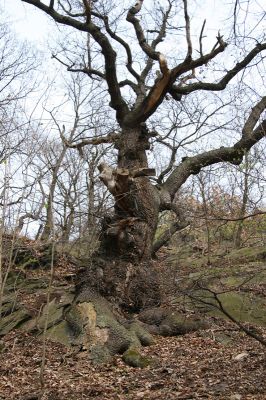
3,0 -> 53,47
4,0 -> 228,47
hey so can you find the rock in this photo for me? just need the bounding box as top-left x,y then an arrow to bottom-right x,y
46,321 -> 72,346
90,344 -> 112,364
234,352 -> 249,361
22,299 -> 64,333
122,348 -> 150,368
0,308 -> 31,335
1,295 -> 20,316
138,308 -> 168,325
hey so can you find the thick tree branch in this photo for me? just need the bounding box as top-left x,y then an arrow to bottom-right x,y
175,42 -> 266,95
124,35 -> 226,126
152,220 -> 189,257
103,16 -> 140,82
22,0 -> 89,30
183,0 -> 192,60
162,97 -> 266,200
128,1 -> 173,109
119,79 -> 141,95
82,0 -> 91,24
127,1 -> 162,62
21,0 -> 129,121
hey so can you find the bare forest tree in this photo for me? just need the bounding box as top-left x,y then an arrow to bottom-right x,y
17,0 -> 266,362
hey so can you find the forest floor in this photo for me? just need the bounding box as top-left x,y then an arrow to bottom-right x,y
1,323 -> 266,400
0,242 -> 266,399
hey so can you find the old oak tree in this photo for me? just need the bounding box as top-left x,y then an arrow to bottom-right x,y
20,0 -> 266,365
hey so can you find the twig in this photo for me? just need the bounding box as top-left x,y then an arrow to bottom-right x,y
199,19 -> 206,57
187,284 -> 266,347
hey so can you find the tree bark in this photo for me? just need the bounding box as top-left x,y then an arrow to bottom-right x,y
98,125 -> 160,262
76,125 -> 162,316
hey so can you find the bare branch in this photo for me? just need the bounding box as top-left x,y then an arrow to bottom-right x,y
183,0 -> 192,60
125,36 -> 226,125
82,0 -> 91,23
242,96 -> 266,137
162,96 -> 266,200
176,42 -> 266,95
156,144 -> 178,184
193,211 -> 266,223
22,0 -> 129,120
139,2 -> 173,86
127,1 -> 162,63
188,284 -> 266,347
152,220 -> 189,257
233,0 -> 239,38
199,19 -> 206,57
51,53 -> 105,80
60,131 -> 120,149
103,16 -> 140,82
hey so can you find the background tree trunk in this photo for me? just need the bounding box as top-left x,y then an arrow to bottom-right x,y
234,153 -> 249,248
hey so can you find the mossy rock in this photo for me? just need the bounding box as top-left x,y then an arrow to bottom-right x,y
186,290 -> 266,327
122,348 -> 151,368
0,308 -> 31,335
211,292 -> 266,326
45,321 -> 72,346
22,298 -> 64,333
1,298 -> 20,316
170,245 -> 266,271
4,277 -> 49,293
21,278 -> 49,291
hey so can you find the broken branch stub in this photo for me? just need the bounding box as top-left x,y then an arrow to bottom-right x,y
98,162 -> 156,213
98,163 -> 155,193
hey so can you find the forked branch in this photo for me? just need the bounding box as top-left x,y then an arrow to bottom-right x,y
162,96 -> 266,199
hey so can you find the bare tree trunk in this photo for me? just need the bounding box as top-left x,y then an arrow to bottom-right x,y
99,125 -> 160,261
60,205 -> 75,243
41,144 -> 68,241
41,176 -> 57,242
198,175 -> 212,264
234,154 -> 249,248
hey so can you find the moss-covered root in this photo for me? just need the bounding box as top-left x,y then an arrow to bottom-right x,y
122,347 -> 151,368
138,307 -> 208,337
64,288 -> 155,365
128,321 -> 154,346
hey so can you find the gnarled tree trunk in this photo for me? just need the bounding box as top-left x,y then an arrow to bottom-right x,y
60,125 -> 169,366
77,125 -> 162,311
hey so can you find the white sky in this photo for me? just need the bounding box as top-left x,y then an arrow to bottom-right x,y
4,0 -> 227,46
3,0 -> 52,46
